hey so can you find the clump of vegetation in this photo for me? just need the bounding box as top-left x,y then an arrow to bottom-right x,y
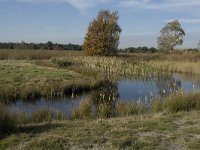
0,104 -> 17,138
71,99 -> 93,119
51,58 -> 73,67
116,102 -> 145,116
28,109 -> 66,123
83,10 -> 121,56
29,109 -> 53,123
164,92 -> 196,113
97,102 -> 113,118
150,100 -> 163,113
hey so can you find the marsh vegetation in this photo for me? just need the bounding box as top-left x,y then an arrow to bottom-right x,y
1,49 -> 200,149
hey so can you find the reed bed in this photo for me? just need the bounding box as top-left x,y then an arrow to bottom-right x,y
149,61 -> 200,75
58,56 -> 160,78
71,91 -> 200,119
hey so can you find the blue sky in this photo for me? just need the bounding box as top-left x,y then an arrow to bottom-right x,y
0,0 -> 200,48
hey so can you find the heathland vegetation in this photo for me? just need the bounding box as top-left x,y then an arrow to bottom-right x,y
1,10 -> 200,149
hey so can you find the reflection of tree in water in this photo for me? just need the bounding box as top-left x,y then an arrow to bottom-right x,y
156,74 -> 181,98
88,80 -> 119,117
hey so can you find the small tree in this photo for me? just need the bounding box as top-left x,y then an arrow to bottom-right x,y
83,10 -> 122,56
157,20 -> 185,52
46,41 -> 53,50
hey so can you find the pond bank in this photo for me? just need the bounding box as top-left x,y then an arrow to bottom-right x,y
0,60 -> 104,103
1,110 -> 200,149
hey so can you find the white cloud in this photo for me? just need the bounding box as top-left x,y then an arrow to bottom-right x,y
65,0 -> 111,11
13,0 -> 113,11
5,0 -> 200,12
119,0 -> 200,11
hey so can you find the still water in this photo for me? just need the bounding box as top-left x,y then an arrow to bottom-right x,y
9,74 -> 200,115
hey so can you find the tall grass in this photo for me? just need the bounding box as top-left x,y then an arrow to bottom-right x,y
67,56 -> 159,77
71,99 -> 93,119
164,92 -> 200,113
29,109 -> 65,123
150,100 -> 163,113
0,104 -> 17,138
0,49 -> 82,60
115,101 -> 145,116
150,61 -> 200,75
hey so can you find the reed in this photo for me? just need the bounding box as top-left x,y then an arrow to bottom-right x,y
164,92 -> 196,113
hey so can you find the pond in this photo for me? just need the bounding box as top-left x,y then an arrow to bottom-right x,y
9,73 -> 200,116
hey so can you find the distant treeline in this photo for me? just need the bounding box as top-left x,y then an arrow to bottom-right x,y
119,47 -> 200,53
119,46 -> 158,53
1,42 -> 199,53
0,41 -> 82,51
184,48 -> 200,52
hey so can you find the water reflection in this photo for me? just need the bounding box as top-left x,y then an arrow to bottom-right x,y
10,96 -> 84,116
118,74 -> 198,102
156,74 -> 182,97
87,80 -> 118,117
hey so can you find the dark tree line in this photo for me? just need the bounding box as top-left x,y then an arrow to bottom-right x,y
119,47 -> 158,53
0,41 -> 82,51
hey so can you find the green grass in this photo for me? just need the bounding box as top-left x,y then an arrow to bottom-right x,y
1,50 -> 200,149
0,60 -> 103,102
0,111 -> 200,149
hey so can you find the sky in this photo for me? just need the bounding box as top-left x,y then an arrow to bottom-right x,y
0,0 -> 200,48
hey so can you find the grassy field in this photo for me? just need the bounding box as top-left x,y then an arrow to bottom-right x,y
0,59 -> 103,103
0,111 -> 200,149
1,50 -> 200,149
